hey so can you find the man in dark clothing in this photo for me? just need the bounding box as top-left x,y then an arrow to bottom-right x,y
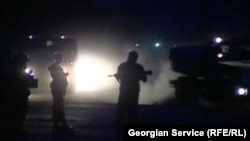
115,51 -> 148,140
1,51 -> 31,136
48,53 -> 71,129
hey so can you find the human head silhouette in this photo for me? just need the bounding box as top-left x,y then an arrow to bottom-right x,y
127,51 -> 138,63
54,52 -> 63,64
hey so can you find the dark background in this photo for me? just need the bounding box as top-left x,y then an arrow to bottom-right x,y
2,0 -> 250,47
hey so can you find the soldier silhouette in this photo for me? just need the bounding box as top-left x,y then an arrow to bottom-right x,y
1,51 -> 31,136
48,52 -> 71,130
115,51 -> 149,140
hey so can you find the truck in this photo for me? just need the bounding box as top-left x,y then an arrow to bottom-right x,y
169,37 -> 250,105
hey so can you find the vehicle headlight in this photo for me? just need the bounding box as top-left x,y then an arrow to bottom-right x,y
236,87 -> 248,96
25,68 -> 35,76
214,37 -> 223,44
217,53 -> 223,58
73,55 -> 116,92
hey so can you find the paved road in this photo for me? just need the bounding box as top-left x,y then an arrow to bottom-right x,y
3,92 -> 250,141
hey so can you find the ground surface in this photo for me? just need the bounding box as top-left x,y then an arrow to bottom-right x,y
2,90 -> 250,141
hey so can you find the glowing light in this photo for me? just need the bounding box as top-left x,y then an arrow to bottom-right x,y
217,53 -> 223,58
135,43 -> 139,47
30,71 -> 35,76
25,68 -> 30,73
25,68 -> 34,76
214,37 -> 222,43
29,35 -> 33,39
61,36 -> 65,39
74,55 -> 115,92
155,43 -> 160,47
236,87 -> 248,96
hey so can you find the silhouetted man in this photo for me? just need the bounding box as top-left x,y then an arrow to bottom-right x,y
2,51 -> 31,136
48,53 -> 71,129
115,51 -> 148,136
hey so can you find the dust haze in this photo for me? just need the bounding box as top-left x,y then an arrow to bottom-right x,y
72,42 -> 180,105
29,38 -> 181,105
121,44 -> 179,105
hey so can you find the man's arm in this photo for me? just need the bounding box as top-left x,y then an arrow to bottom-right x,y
49,65 -> 68,80
140,65 -> 147,82
115,64 -> 122,83
114,73 -> 120,83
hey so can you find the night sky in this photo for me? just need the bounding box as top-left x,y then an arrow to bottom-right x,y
1,0 -> 250,104
2,0 -> 250,45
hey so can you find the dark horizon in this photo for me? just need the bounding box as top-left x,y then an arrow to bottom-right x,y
2,0 -> 250,46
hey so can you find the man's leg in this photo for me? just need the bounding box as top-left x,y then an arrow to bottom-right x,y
57,88 -> 72,129
52,88 -> 61,127
116,90 -> 128,141
117,92 -> 126,124
127,92 -> 139,124
56,95 -> 65,121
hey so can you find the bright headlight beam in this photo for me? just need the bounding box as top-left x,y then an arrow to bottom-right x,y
25,68 -> 31,74
25,68 -> 35,76
214,37 -> 222,44
236,87 -> 248,96
74,55 -> 115,92
217,53 -> 223,58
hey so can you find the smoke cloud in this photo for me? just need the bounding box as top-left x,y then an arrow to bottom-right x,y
120,44 -> 180,105
29,38 -> 181,105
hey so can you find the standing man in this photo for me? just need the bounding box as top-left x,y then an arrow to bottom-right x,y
115,51 -> 149,139
48,52 -> 71,129
2,51 -> 31,136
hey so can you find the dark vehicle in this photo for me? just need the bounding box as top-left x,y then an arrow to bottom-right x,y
169,37 -> 250,103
